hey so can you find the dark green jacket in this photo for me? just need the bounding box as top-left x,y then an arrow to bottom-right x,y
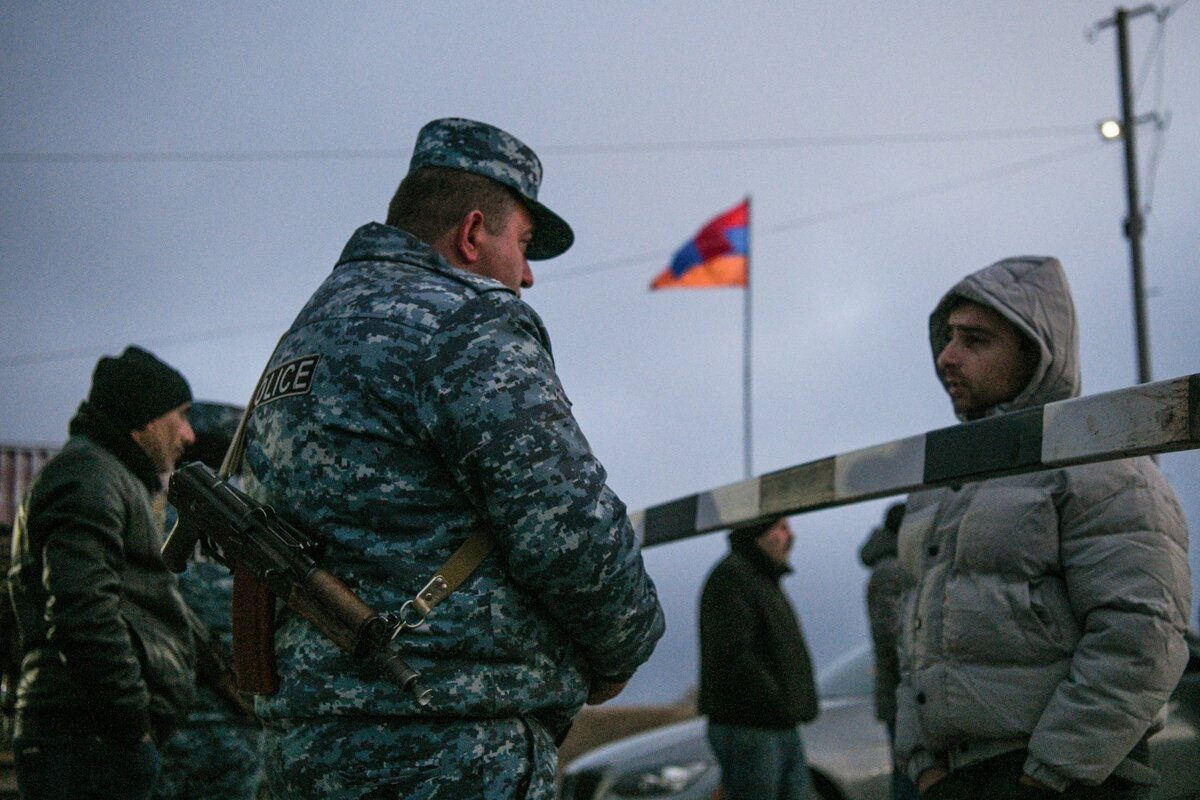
8,403 -> 195,743
698,539 -> 818,729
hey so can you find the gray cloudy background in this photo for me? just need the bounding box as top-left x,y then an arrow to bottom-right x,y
2,2 -> 1198,706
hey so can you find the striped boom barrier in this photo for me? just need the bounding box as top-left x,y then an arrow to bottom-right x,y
632,373 -> 1200,548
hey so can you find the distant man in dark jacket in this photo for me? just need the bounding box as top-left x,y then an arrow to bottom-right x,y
699,517 -> 818,800
8,346 -> 198,800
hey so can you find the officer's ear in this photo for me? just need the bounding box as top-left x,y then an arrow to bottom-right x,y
452,210 -> 488,266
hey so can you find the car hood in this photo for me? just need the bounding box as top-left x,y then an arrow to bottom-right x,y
566,694 -> 881,775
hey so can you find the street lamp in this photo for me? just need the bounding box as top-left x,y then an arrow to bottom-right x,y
1095,112 -> 1166,142
1098,119 -> 1124,140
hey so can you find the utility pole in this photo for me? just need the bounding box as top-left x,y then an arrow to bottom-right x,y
1094,4 -> 1157,384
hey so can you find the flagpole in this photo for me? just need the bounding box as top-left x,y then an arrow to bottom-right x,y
743,194 -> 752,479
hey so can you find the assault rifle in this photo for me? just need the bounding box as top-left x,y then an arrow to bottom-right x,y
162,461 -> 430,703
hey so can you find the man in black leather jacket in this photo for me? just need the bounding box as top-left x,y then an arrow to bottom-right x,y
8,346 -> 198,800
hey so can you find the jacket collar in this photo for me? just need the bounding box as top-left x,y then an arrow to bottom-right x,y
334,222 -> 515,296
731,536 -> 791,581
67,401 -> 162,493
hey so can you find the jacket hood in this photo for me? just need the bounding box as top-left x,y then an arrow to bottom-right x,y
929,256 -> 1080,419
859,524 -> 897,568
859,501 -> 904,567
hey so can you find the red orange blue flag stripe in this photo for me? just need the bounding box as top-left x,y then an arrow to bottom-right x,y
650,200 -> 749,289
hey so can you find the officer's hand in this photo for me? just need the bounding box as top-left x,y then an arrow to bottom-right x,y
586,680 -> 626,705
916,765 -> 948,795
1018,773 -> 1054,792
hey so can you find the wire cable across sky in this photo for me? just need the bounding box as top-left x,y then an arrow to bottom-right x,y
0,124 -> 1095,165
1,138 -> 1111,367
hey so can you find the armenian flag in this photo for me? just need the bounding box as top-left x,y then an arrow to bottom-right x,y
650,200 -> 748,290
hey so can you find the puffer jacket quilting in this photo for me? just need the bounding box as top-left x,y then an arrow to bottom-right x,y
895,256 -> 1191,789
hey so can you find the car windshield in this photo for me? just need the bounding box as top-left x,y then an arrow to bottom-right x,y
816,644 -> 875,698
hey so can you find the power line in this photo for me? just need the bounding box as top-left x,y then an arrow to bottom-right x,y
0,321 -> 288,368
536,126 -> 1093,156
1142,0 -> 1186,214
0,148 -> 411,166
0,125 -> 1094,166
0,141 -> 1113,365
1161,0 -> 1192,19
539,248 -> 677,284
1133,10 -> 1167,102
765,141 -> 1104,234
543,140 -> 1105,284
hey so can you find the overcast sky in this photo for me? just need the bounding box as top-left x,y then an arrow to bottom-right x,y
3,2 -> 1198,706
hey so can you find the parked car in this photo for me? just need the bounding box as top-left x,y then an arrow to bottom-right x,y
560,633 -> 1200,800
560,643 -> 891,800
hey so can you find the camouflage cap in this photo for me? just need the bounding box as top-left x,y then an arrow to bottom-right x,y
409,118 -> 574,260
182,400 -> 244,470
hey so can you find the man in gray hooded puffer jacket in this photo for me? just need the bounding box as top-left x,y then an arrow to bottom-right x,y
895,256 -> 1191,798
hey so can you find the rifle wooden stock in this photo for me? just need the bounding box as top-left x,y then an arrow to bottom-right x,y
288,569 -> 378,656
168,462 -> 427,700
231,568 -> 278,695
232,566 -> 421,696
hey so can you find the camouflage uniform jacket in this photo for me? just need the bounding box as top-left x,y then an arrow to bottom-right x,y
244,222 -> 664,728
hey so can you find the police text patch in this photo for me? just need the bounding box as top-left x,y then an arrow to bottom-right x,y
255,355 -> 320,407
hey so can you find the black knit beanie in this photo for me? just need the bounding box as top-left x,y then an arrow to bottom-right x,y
87,346 -> 193,432
729,518 -> 776,548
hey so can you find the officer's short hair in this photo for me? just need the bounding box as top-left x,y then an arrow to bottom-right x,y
386,166 -> 522,246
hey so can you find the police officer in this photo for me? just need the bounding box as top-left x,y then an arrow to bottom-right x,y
241,118 -> 665,799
